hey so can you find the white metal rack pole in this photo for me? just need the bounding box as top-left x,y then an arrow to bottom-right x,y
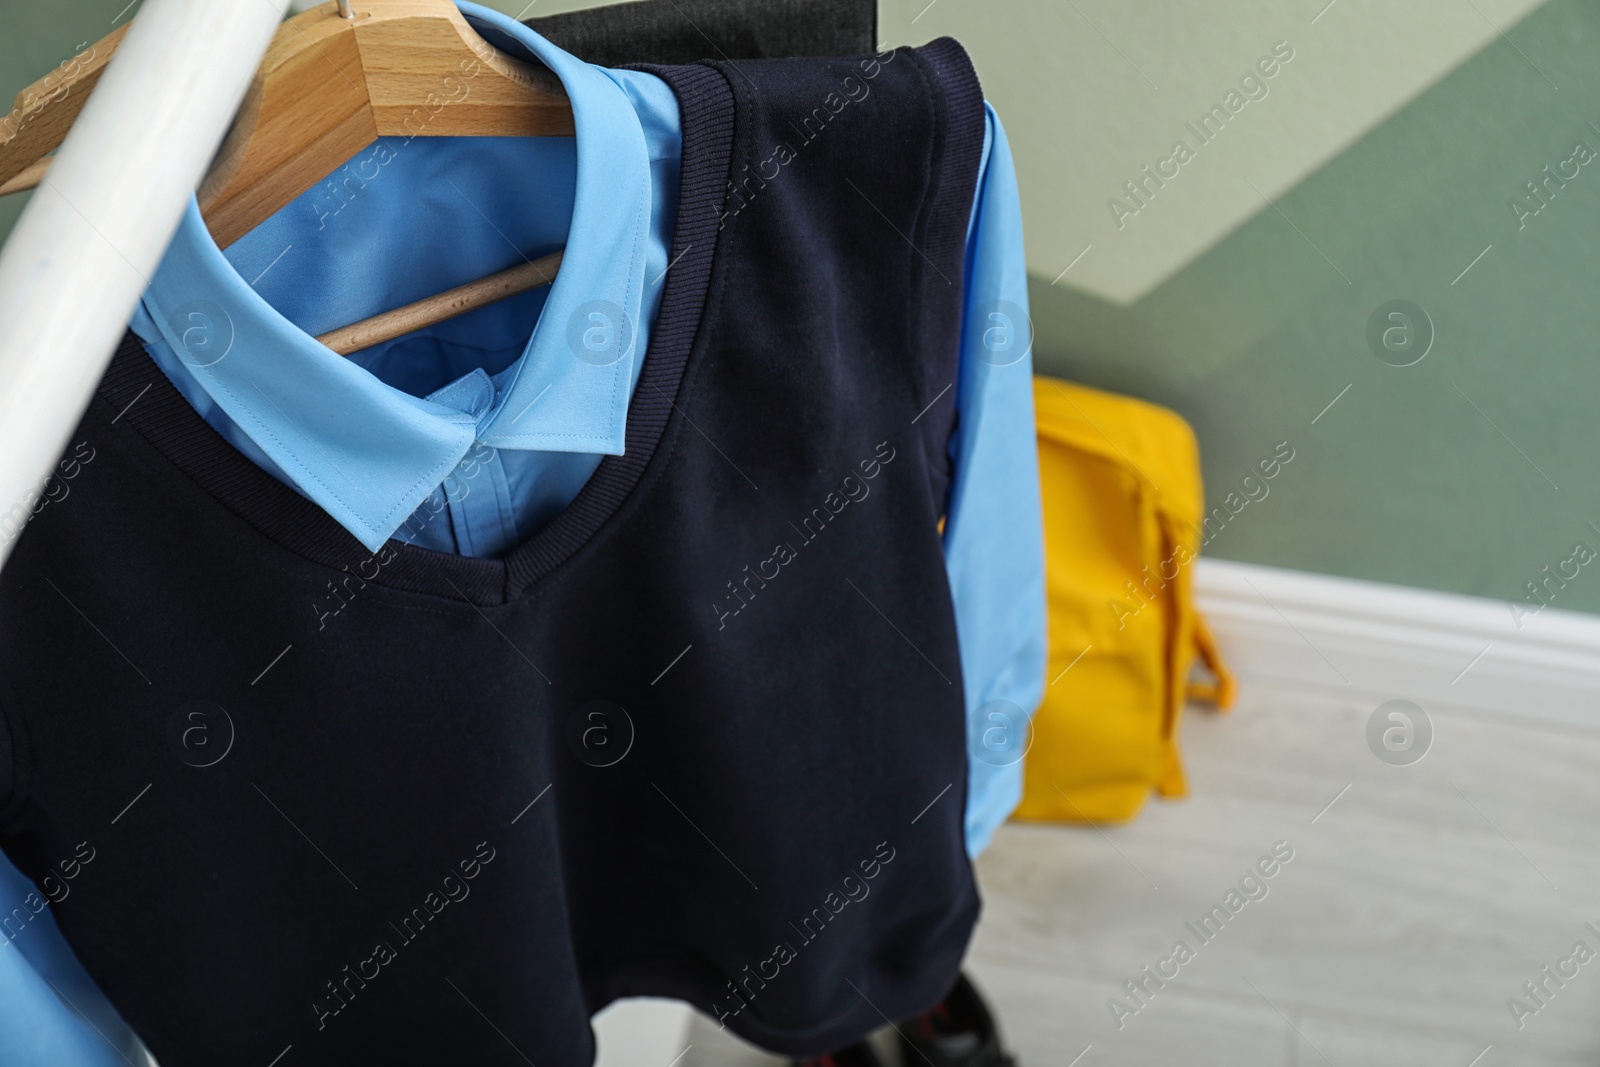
0,0 -> 289,573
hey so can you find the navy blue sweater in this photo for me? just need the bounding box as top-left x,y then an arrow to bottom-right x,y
0,41 -> 986,1066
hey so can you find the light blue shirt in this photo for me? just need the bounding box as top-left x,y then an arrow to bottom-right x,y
953,106 -> 1046,856
126,11 -> 681,556
0,6 -> 1044,1062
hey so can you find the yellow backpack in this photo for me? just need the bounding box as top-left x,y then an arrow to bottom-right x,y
1016,377 -> 1236,825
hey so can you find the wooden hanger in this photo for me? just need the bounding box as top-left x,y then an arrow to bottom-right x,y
0,0 -> 574,356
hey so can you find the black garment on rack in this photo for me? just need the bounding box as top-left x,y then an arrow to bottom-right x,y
0,37 -> 983,1067
527,0 -> 876,67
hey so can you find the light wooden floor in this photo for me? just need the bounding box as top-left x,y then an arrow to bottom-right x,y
671,680 -> 1600,1066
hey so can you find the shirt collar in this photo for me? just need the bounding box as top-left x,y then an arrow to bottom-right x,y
130,3 -> 653,552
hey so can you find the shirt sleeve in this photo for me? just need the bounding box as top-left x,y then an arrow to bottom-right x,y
945,105 -> 1048,858
0,850 -> 150,1067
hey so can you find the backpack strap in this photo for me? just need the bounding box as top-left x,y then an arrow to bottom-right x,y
1185,611 -> 1238,710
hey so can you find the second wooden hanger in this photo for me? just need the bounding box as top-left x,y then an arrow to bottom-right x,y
0,0 -> 575,356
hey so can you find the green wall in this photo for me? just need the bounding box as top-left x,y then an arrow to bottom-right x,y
3,0 -> 1597,616
1027,0 -> 1600,615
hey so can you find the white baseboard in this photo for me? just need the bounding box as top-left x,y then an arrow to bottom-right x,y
1193,558 -> 1600,729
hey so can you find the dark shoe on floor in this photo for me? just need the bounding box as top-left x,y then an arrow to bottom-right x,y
899,972 -> 1019,1067
793,1041 -> 887,1067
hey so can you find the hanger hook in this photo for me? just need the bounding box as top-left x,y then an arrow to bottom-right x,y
336,0 -> 354,17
